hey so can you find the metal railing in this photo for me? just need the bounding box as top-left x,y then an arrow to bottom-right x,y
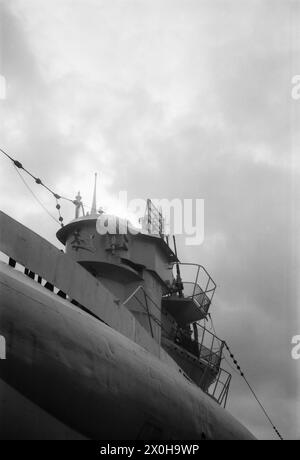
123,284 -> 231,407
208,368 -> 232,408
197,322 -> 224,368
173,321 -> 224,370
179,263 -> 216,309
123,285 -> 162,339
124,285 -> 223,373
170,321 -> 231,407
164,263 -> 216,317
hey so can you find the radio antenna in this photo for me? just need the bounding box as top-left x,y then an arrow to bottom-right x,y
173,235 -> 183,297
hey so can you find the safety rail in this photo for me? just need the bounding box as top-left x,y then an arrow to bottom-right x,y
207,368 -> 231,408
123,285 -> 162,339
163,263 -> 216,324
197,321 -> 224,368
171,322 -> 231,407
123,285 -> 231,407
123,285 -> 222,369
173,321 -> 224,370
179,263 -> 216,313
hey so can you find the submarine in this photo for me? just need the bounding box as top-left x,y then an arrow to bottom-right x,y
0,176 -> 256,440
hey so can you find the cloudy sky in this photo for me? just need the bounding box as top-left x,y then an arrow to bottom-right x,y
0,0 -> 299,440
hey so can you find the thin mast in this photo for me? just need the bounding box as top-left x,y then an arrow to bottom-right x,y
91,172 -> 98,216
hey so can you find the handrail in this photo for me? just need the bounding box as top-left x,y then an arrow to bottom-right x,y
124,282 -> 231,407
178,263 -> 216,301
123,285 -> 144,307
124,285 -> 161,314
166,263 -> 216,317
208,368 -> 232,408
123,285 -> 166,338
173,321 -> 224,371
182,281 -> 215,296
124,287 -> 231,407
196,321 -> 224,361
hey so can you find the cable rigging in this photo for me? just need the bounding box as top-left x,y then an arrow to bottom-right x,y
13,165 -> 60,225
1,147 -> 82,227
207,314 -> 284,440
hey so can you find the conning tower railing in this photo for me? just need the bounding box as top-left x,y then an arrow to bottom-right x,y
166,321 -> 231,407
162,263 -> 216,325
173,322 -> 224,370
209,368 -> 231,408
123,284 -> 231,408
123,285 -> 162,339
180,263 -> 216,314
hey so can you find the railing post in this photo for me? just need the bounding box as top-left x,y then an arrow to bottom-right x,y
123,285 -> 143,306
204,275 -> 212,308
219,341 -> 225,367
192,265 -> 200,299
218,377 -> 227,405
210,335 -> 215,367
199,323 -> 205,359
143,290 -> 154,339
212,370 -> 221,398
224,375 -> 231,408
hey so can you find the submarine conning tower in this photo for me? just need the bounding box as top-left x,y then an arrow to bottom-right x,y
56,175 -> 231,407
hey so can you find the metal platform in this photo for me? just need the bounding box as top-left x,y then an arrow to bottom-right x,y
162,264 -> 216,325
161,322 -> 231,408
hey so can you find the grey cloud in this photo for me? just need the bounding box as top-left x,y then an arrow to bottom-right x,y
0,0 -> 298,440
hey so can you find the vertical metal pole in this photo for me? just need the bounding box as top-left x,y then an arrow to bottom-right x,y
219,341 -> 225,367
204,275 -> 211,310
210,286 -> 216,303
224,374 -> 231,407
218,381 -> 226,406
210,335 -> 215,367
212,371 -> 221,398
147,199 -> 151,234
199,323 -> 205,359
193,322 -> 199,358
224,375 -> 231,408
159,207 -> 163,236
144,290 -> 154,339
173,236 -> 183,297
193,265 -> 200,300
204,275 -> 210,294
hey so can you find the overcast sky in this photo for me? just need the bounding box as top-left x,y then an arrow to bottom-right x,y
0,0 -> 299,440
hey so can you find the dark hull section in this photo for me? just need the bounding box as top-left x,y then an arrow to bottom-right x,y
0,378 -> 86,440
0,263 -> 255,440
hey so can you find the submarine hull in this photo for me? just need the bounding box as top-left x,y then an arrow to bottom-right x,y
0,262 -> 255,440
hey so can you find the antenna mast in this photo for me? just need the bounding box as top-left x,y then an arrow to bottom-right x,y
91,172 -> 98,216
173,235 -> 184,297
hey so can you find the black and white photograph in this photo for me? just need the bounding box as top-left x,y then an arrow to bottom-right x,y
0,0 -> 299,443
